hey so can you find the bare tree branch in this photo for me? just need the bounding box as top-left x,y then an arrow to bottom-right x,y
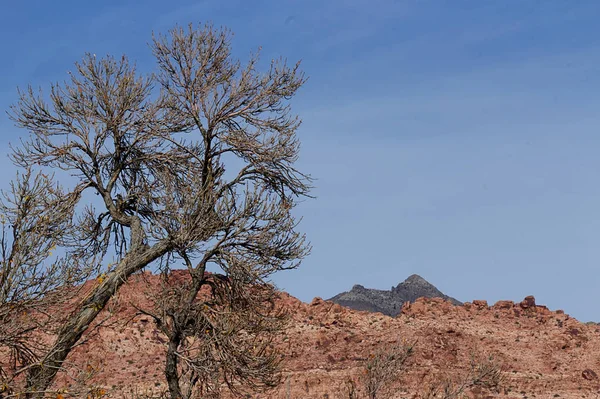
2,22 -> 311,399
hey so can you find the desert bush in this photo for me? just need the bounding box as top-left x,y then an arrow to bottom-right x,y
361,341 -> 414,399
353,341 -> 504,399
419,353 -> 504,399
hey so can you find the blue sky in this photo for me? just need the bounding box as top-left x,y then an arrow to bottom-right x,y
2,0 -> 600,321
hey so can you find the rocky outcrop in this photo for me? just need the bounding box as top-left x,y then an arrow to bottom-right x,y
328,274 -> 461,316
520,295 -> 537,309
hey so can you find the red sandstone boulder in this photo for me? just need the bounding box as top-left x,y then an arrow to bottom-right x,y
311,297 -> 324,306
493,300 -> 514,310
520,295 -> 536,309
582,369 -> 598,380
472,300 -> 489,310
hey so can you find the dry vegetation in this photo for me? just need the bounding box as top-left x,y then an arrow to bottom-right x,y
419,354 -> 504,399
1,22 -> 310,398
348,344 -> 503,399
362,342 -> 414,399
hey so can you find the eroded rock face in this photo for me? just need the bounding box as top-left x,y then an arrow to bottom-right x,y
328,274 -> 461,316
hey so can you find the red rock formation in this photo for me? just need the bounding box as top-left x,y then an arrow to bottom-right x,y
520,295 -> 536,309
492,300 -> 514,310
5,274 -> 600,398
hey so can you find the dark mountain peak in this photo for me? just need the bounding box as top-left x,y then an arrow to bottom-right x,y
329,274 -> 461,317
393,274 -> 440,294
403,274 -> 429,286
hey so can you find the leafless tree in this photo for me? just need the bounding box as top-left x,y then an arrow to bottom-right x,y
361,341 -> 414,399
0,169 -> 95,396
141,273 -> 287,398
6,21 -> 310,397
136,24 -> 309,398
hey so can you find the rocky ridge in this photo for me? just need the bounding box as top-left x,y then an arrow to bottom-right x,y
328,274 -> 462,316
6,272 -> 600,398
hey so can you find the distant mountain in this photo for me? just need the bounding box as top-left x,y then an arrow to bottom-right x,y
328,274 -> 461,316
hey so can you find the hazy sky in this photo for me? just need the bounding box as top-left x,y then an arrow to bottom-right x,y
2,1 -> 600,321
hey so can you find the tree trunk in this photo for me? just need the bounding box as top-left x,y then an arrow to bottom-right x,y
166,333 -> 183,399
26,240 -> 171,396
